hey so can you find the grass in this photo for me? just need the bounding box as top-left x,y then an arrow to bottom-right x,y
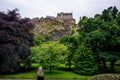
0,63 -> 91,79
0,62 -> 120,79
45,70 -> 91,79
0,70 -> 37,78
106,61 -> 120,74
0,69 -> 91,79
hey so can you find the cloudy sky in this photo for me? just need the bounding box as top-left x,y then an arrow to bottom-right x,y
0,0 -> 120,22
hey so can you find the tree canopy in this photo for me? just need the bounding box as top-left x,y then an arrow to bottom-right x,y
0,9 -> 34,73
30,41 -> 68,73
78,6 -> 120,73
74,45 -> 97,75
78,6 -> 120,52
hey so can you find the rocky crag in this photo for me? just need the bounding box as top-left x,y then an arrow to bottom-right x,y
32,12 -> 76,40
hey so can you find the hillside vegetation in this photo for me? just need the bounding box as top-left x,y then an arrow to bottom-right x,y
32,17 -> 76,40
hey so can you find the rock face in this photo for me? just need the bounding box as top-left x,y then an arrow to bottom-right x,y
90,74 -> 120,80
32,12 -> 76,40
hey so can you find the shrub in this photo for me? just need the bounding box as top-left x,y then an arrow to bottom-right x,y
73,45 -> 98,75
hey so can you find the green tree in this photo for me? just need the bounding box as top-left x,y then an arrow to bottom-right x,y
30,41 -> 68,73
59,35 -> 79,69
74,45 -> 97,75
78,6 -> 120,73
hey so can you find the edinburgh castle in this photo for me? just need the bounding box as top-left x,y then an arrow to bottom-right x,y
32,12 -> 76,40
57,12 -> 76,25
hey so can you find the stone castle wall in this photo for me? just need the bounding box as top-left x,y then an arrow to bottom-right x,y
57,12 -> 73,20
57,12 -> 76,24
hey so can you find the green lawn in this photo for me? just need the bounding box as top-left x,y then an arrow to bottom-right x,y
0,69 -> 91,79
0,62 -> 120,79
45,70 -> 91,79
106,61 -> 120,74
0,63 -> 91,79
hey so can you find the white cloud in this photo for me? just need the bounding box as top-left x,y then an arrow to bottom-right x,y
0,0 -> 120,22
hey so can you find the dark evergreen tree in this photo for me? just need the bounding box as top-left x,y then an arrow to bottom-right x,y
0,8 -> 34,73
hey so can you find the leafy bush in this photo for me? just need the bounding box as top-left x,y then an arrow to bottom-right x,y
30,41 -> 69,73
34,34 -> 44,45
73,45 -> 98,75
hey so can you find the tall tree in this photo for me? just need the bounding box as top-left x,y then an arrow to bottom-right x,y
0,9 -> 34,73
30,41 -> 68,73
78,6 -> 120,73
74,45 -> 97,75
59,35 -> 79,69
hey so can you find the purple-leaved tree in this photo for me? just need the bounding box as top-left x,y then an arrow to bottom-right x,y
0,8 -> 35,73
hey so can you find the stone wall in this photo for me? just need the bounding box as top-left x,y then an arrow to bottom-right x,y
57,12 -> 75,21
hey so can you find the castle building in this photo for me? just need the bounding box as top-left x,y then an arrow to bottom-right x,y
57,12 -> 76,24
57,12 -> 73,20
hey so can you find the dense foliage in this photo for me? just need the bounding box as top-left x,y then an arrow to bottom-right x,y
59,35 -> 79,69
30,41 -> 68,73
79,6 -> 120,52
78,6 -> 120,73
74,45 -> 97,75
0,9 -> 34,73
34,34 -> 44,45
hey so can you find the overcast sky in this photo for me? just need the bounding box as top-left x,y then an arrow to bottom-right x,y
0,0 -> 120,22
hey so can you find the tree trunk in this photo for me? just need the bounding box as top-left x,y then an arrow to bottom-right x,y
68,60 -> 71,69
50,66 -> 52,74
110,61 -> 115,73
102,59 -> 107,72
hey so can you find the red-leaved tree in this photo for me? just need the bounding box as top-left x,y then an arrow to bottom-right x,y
0,8 -> 34,73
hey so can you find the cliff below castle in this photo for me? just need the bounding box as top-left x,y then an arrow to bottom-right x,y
32,12 -> 76,40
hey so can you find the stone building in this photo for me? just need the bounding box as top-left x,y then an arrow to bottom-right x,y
57,12 -> 72,20
57,12 -> 76,24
